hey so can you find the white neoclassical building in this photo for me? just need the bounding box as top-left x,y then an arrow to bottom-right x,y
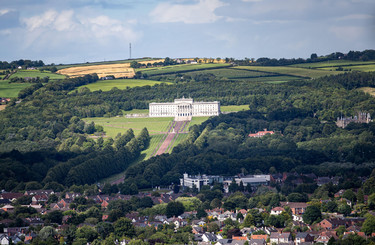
149,97 -> 220,121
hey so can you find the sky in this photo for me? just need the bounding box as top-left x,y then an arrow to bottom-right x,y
0,0 -> 374,64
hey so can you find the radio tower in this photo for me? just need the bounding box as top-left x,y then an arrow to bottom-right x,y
129,43 -> 132,59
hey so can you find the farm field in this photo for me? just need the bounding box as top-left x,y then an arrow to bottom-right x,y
57,59 -> 165,79
291,60 -> 375,69
0,80 -> 32,98
77,79 -> 172,92
55,58 -> 163,70
137,63 -> 231,76
319,64 -> 375,72
10,70 -> 66,80
236,66 -> 342,78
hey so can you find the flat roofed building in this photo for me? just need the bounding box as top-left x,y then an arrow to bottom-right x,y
149,97 -> 220,121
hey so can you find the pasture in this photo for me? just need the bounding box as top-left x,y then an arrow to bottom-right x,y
137,63 -> 231,76
359,87 -> 375,97
0,80 -> 32,98
10,70 -> 66,81
77,79 -> 172,92
221,105 -> 249,112
291,60 -> 375,69
236,66 -> 342,79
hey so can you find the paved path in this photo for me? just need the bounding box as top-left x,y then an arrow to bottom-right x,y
155,121 -> 186,156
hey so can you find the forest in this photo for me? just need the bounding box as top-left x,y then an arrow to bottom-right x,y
1,55 -> 375,192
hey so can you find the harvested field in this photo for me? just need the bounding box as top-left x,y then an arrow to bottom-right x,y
57,59 -> 165,79
0,105 -> 6,111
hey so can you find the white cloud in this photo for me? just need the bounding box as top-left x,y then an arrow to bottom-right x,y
0,9 -> 11,15
334,14 -> 373,21
150,0 -> 227,24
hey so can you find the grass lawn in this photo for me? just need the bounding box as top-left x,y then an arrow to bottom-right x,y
77,79 -> 172,92
83,117 -> 174,137
0,80 -> 32,98
236,66 -> 342,79
123,109 -> 149,114
319,64 -> 375,72
10,70 -> 66,80
221,105 -> 249,112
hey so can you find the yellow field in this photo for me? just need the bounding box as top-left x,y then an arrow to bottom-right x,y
57,59 -> 165,79
359,87 -> 375,97
0,105 -> 6,111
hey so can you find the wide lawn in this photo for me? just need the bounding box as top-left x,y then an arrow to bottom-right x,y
78,79 -> 172,92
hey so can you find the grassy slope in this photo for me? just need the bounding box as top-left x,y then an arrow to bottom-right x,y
10,70 -> 66,80
290,60 -> 375,68
137,63 -> 231,76
0,80 -> 31,98
78,79 -> 172,92
236,66 -> 343,79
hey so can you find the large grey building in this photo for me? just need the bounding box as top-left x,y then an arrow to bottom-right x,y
149,97 -> 220,121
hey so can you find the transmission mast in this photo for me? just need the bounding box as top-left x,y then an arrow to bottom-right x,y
129,43 -> 132,59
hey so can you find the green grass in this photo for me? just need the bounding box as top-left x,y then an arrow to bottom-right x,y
236,66 -> 342,79
221,105 -> 249,112
290,60 -> 375,69
123,109 -> 149,114
167,133 -> 188,153
77,79 -> 172,92
0,80 -> 32,98
83,117 -> 174,137
137,63 -> 231,76
10,70 -> 66,80
319,64 -> 375,72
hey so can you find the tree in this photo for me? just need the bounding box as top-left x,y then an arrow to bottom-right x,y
45,210 -> 63,224
114,217 -> 136,238
302,206 -> 321,224
207,222 -> 219,232
166,201 -> 185,218
310,53 -> 318,60
75,225 -> 98,243
338,203 -> 352,216
361,214 -> 375,235
243,213 -> 254,227
39,226 -> 57,240
96,222 -> 114,239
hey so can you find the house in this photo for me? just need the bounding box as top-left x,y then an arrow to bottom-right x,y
251,235 -> 268,240
202,232 -> 222,243
0,234 -> 10,245
295,232 -> 314,245
271,207 -> 285,215
1,205 -> 14,212
270,232 -> 292,244
215,239 -> 247,245
248,239 -> 266,245
318,218 -> 347,230
0,192 -> 24,202
280,202 -> 308,215
316,231 -> 338,244
248,129 -> 275,138
24,189 -> 54,196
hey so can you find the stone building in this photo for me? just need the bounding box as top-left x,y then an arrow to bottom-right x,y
336,112 -> 371,128
149,97 -> 220,121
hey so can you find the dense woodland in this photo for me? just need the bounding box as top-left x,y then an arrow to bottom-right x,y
1,55 -> 375,192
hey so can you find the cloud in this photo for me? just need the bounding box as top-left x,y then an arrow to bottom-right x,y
0,9 -> 20,29
150,0 -> 227,24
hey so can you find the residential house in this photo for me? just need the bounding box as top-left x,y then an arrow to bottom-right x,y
248,129 -> 275,138
215,239 -> 247,245
280,202 -> 308,215
271,207 -> 285,215
0,234 -> 9,245
270,232 -> 292,244
318,218 -> 347,230
295,232 -> 314,245
251,235 -> 268,240
1,205 -> 14,212
315,231 -> 338,244
248,239 -> 266,245
24,189 -> 54,196
202,233 -> 222,243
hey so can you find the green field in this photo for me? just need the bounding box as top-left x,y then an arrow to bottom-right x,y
0,80 -> 32,98
83,117 -> 174,137
319,64 -> 375,72
137,63 -> 231,76
10,70 -> 66,80
123,109 -> 149,114
291,60 -> 375,69
77,79 -> 172,92
221,105 -> 249,112
236,66 -> 342,79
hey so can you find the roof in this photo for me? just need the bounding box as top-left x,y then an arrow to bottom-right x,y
270,232 -> 291,239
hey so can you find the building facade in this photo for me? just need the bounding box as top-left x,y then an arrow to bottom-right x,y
336,112 -> 371,128
149,97 -> 220,121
